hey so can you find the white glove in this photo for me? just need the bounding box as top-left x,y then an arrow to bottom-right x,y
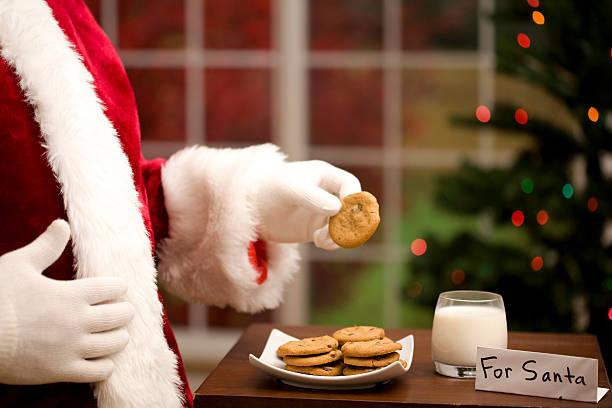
0,220 -> 134,385
253,160 -> 361,250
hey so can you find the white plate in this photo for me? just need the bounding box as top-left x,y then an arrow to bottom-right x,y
249,329 -> 414,390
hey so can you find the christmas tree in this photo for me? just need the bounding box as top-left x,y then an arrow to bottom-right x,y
405,0 -> 611,364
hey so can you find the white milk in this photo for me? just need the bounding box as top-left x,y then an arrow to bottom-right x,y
432,305 -> 507,366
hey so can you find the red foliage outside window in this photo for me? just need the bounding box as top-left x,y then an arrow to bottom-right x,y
310,0 -> 383,50
119,0 -> 185,48
205,69 -> 271,144
205,0 -> 271,49
310,69 -> 383,146
127,69 -> 186,142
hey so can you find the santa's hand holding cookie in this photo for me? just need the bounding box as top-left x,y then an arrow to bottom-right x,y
157,147 -> 363,314
252,160 -> 361,250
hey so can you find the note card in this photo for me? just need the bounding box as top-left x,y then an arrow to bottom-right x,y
475,347 -> 609,403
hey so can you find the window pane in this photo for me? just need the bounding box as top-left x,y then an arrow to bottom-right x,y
402,0 -> 478,50
205,69 -> 271,144
400,277 -> 435,328
402,69 -> 479,150
399,168 -> 480,328
400,168 -> 480,244
310,69 -> 383,146
310,262 -> 384,327
343,166 -> 384,203
310,0 -> 383,51
127,69 -> 186,142
118,0 -> 185,48
207,306 -> 273,329
204,0 -> 272,49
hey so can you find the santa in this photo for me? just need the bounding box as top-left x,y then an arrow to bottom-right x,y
0,1 -> 361,407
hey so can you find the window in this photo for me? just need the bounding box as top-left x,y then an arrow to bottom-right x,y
85,0 -> 502,361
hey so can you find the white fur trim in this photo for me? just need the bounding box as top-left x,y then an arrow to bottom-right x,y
0,1 -> 182,407
159,144 -> 300,313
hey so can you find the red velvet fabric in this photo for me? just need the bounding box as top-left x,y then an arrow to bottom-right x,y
142,158 -> 171,247
248,240 -> 269,285
0,0 -> 192,405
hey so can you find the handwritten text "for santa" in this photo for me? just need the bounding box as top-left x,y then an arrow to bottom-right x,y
475,347 -> 599,403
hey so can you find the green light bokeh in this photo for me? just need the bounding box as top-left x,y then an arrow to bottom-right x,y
521,178 -> 534,194
562,183 -> 574,199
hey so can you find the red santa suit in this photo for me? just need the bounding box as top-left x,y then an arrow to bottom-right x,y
0,0 -> 299,407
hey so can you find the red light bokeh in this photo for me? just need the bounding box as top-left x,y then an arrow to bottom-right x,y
587,197 -> 599,212
411,239 -> 427,256
515,108 -> 529,125
536,210 -> 549,225
512,210 -> 525,227
531,256 -> 544,271
517,33 -> 531,48
475,105 -> 491,123
451,269 -> 465,285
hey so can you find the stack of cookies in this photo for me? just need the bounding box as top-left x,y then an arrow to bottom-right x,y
333,326 -> 404,376
341,339 -> 405,375
276,335 -> 344,376
276,326 -> 405,376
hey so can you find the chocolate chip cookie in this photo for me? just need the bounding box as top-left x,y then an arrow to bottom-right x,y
329,191 -> 380,248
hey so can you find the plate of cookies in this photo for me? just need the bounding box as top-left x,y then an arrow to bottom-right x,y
248,326 -> 414,390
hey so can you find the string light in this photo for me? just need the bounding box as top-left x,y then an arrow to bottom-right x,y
531,256 -> 544,271
475,105 -> 491,123
521,178 -> 534,194
536,210 -> 549,225
512,210 -> 525,227
562,183 -> 574,199
532,11 -> 545,25
408,282 -> 423,297
411,239 -> 427,256
517,33 -> 531,48
587,197 -> 599,212
608,307 -> 612,321
451,269 -> 465,286
515,108 -> 529,125
527,0 -> 539,7
588,106 -> 599,122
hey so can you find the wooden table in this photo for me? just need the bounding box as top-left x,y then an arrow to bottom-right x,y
194,324 -> 611,408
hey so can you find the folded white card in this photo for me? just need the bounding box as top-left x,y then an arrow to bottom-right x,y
475,347 -> 610,403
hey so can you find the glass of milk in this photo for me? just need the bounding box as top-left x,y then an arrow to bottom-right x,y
432,290 -> 507,378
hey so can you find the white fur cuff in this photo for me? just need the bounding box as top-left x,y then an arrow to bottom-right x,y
158,144 -> 300,313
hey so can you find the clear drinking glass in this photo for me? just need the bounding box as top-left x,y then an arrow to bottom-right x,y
432,290 -> 507,378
